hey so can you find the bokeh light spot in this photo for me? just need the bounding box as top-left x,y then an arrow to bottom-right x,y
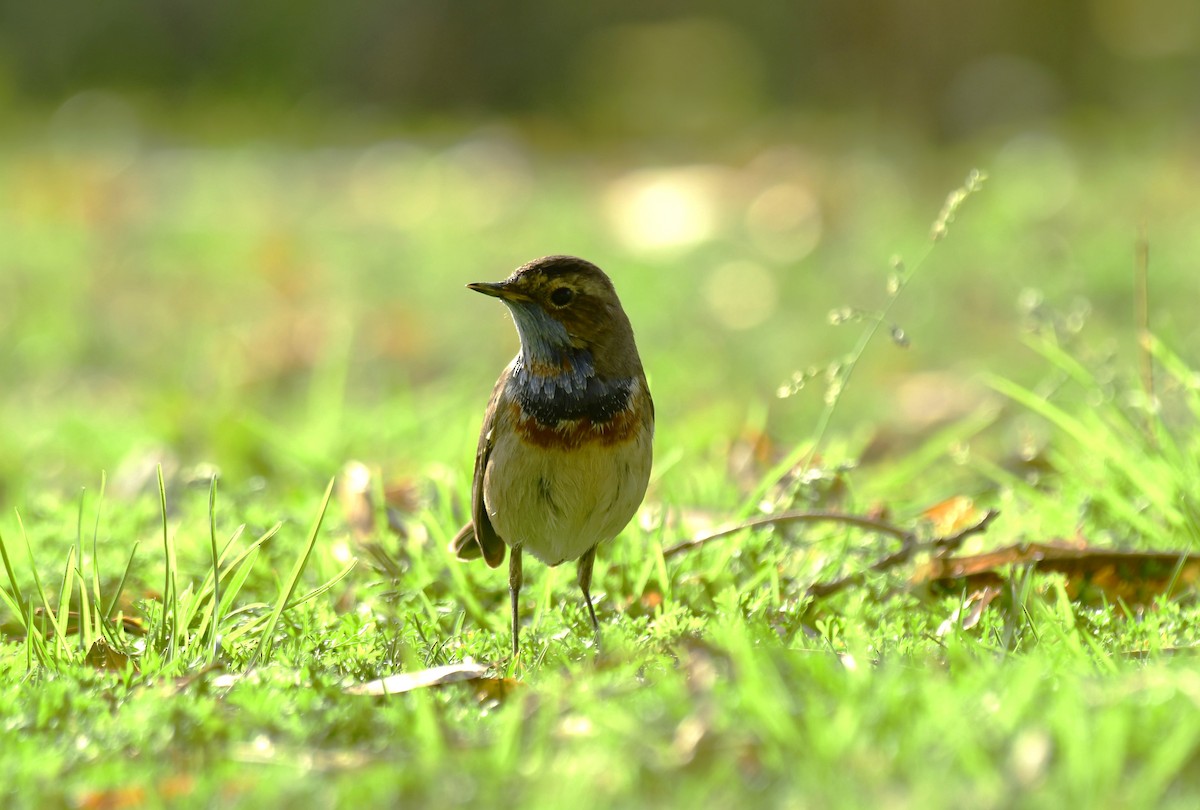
703,260 -> 778,331
605,167 -> 725,253
745,182 -> 822,262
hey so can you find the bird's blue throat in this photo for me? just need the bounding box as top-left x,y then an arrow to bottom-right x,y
503,298 -> 634,426
509,351 -> 634,427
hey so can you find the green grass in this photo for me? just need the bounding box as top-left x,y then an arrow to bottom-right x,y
3,120 -> 1200,808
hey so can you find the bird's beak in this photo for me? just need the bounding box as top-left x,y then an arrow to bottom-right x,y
467,280 -> 530,302
466,281 -> 505,298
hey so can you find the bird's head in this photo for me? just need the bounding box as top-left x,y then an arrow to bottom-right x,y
468,255 -> 642,377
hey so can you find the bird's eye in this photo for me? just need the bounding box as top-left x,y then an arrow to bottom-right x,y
549,287 -> 574,307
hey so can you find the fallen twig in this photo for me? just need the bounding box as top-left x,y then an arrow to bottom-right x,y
806,509 -> 1000,599
661,504 -> 1000,598
663,510 -> 914,561
931,508 -> 1001,554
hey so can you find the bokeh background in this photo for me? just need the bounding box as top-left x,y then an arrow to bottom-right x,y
1,1 -> 1198,500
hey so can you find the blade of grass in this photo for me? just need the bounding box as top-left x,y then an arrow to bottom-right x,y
17,511 -> 69,648
75,489 -> 91,652
283,559 -> 357,610
216,525 -> 278,615
102,540 -> 139,624
27,603 -> 51,669
183,522 -> 248,618
90,473 -> 107,643
56,545 -> 76,661
179,522 -> 277,658
0,525 -> 28,631
250,478 -> 335,666
157,465 -> 179,660
209,556 -> 265,644
208,474 -> 221,659
0,585 -> 24,630
987,370 -> 1185,536
25,603 -> 34,670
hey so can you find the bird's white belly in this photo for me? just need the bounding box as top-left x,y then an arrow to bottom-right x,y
483,430 -> 651,566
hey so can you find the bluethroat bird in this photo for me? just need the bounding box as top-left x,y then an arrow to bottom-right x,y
450,255 -> 654,655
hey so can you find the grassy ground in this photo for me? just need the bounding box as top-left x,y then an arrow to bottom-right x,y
3,115 -> 1200,807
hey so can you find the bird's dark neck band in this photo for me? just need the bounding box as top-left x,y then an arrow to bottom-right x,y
510,351 -> 633,426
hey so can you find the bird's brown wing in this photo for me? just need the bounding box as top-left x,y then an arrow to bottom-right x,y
448,372 -> 508,568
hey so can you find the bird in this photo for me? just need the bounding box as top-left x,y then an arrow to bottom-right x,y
450,255 -> 654,656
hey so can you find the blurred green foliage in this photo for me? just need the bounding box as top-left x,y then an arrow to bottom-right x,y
0,0 -> 1198,503
1,125 -> 1198,503
2,8 -> 1200,808
2,7 -> 1200,810
1,1 -> 1198,140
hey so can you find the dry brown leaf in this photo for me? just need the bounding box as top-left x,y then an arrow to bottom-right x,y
85,638 -> 137,673
76,774 -> 194,810
473,676 -> 523,703
77,785 -> 145,810
961,585 -> 1003,630
919,542 -> 1200,606
936,585 -> 1003,636
344,662 -> 491,696
922,495 -> 984,536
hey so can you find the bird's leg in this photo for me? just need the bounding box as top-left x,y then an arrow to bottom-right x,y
508,547 -> 523,656
577,545 -> 601,648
